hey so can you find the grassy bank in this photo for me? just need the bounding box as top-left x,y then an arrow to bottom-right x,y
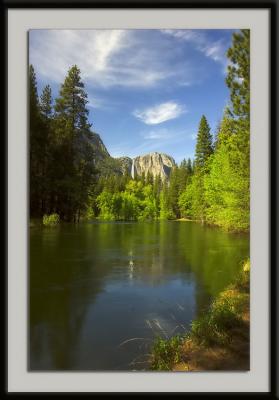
150,259 -> 250,371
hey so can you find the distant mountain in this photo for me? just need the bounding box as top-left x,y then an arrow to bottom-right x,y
89,132 -> 176,179
132,152 -> 176,180
115,156 -> 133,175
88,131 -> 123,175
88,131 -> 110,162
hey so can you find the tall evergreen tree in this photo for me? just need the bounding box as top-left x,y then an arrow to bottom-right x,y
38,85 -> 54,214
30,65 -> 44,216
226,29 -> 250,120
53,65 -> 95,221
204,29 -> 250,231
186,158 -> 193,175
194,115 -> 213,171
55,65 -> 91,139
178,117 -> 212,222
40,85 -> 53,119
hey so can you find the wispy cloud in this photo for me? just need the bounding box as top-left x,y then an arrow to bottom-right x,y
110,138 -> 179,159
142,128 -> 172,140
30,30 -> 126,86
29,30 -> 196,89
87,94 -> 108,110
133,102 -> 186,125
110,128 -> 190,160
161,29 -> 228,67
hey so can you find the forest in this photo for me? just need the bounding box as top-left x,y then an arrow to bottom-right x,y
30,29 -> 250,232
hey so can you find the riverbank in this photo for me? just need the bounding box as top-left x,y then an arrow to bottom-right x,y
150,259 -> 250,371
175,218 -> 195,222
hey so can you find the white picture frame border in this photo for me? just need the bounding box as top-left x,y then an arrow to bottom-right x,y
8,7 -> 270,393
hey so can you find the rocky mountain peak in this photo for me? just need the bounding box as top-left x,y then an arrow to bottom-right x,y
131,152 -> 176,180
89,131 -> 176,179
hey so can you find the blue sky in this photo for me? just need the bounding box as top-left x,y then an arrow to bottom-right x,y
29,29 -> 235,164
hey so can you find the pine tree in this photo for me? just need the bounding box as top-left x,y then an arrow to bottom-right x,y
40,85 -> 53,119
204,114 -> 249,231
194,115 -> 213,171
168,167 -> 181,218
53,65 -> 95,221
159,181 -> 173,220
178,116 -> 212,222
55,65 -> 91,139
226,29 -> 250,120
180,159 -> 187,169
186,158 -> 193,175
38,85 -> 55,214
30,65 -> 40,120
204,29 -> 250,231
153,174 -> 162,218
29,65 -> 44,216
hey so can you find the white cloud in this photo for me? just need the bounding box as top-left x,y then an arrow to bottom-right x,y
29,29 -> 196,89
203,40 -> 226,62
133,102 -> 186,125
191,133 -> 196,140
161,29 -> 228,66
30,30 -> 127,85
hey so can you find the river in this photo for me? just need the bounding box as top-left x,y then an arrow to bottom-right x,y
29,220 -> 249,370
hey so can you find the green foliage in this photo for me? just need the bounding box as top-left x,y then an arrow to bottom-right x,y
40,85 -> 53,119
235,259 -> 250,291
159,183 -> 175,220
150,260 -> 250,370
226,29 -> 250,120
43,213 -> 60,226
204,123 -> 249,231
177,116 -> 213,222
179,173 -> 207,221
84,206 -> 95,221
191,300 -> 241,346
191,264 -> 249,347
178,186 -> 193,218
30,64 -> 97,222
96,180 -> 157,221
151,336 -> 182,370
194,115 -> 213,172
177,29 -> 250,232
30,65 -> 47,217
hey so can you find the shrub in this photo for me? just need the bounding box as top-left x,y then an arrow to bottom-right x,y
43,213 -> 60,226
235,259 -> 250,291
151,335 -> 182,370
83,207 -> 95,221
150,259 -> 250,370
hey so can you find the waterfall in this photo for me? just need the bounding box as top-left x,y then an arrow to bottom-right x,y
131,158 -> 135,179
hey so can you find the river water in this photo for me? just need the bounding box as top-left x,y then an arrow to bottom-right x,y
29,221 -> 249,370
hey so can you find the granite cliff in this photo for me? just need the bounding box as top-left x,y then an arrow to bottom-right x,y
90,132 -> 176,179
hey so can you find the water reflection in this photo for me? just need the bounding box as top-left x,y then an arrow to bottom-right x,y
30,221 -> 249,370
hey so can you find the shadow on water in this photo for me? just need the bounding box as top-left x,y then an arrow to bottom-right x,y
29,221 -> 249,370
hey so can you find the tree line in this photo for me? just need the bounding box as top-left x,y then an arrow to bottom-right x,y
30,29 -> 249,232
30,64 -> 97,222
180,29 -> 250,232
86,160 -> 193,221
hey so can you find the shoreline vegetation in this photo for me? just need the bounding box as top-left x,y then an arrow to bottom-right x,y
150,259 -> 250,371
